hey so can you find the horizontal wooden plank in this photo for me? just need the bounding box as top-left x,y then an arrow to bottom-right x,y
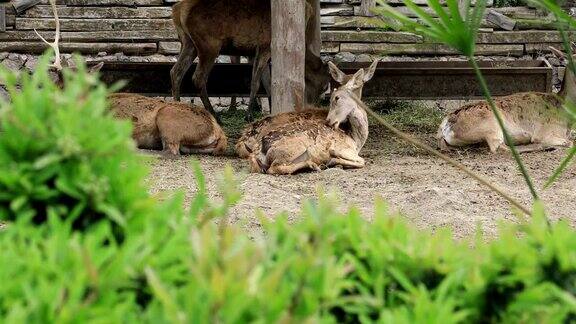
340,43 -> 525,56
525,42 -> 564,54
40,0 -> 164,5
477,31 -> 575,44
321,41 -> 340,53
351,0 -> 494,6
15,18 -> 175,31
0,29 -> 177,42
23,6 -> 172,18
322,30 -> 422,43
158,41 -> 180,55
0,41 -> 157,54
321,6 -> 354,16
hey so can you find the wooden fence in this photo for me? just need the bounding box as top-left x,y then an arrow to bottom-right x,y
0,0 -> 573,57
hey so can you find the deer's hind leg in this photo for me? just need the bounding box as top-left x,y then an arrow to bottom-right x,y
162,139 -> 181,157
266,149 -> 321,175
171,36 -> 197,101
485,130 -> 508,153
246,47 -> 271,122
192,43 -> 222,120
267,160 -> 321,175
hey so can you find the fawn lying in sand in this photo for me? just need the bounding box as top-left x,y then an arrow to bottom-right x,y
237,61 -> 378,174
236,60 -> 378,159
109,94 -> 227,156
438,47 -> 574,153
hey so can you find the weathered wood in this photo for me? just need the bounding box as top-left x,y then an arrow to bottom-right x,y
158,41 -> 180,55
322,30 -> 422,43
0,29 -> 177,42
12,0 -> 41,14
476,30 -> 576,44
0,41 -> 157,54
15,18 -> 175,31
340,43 -> 525,56
359,0 -> 376,16
271,0 -> 306,114
0,6 -> 5,32
23,6 -> 172,19
321,6 -> 354,16
63,0 -> 162,5
486,9 -> 516,31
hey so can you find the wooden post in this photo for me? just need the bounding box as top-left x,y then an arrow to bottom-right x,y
360,0 -> 376,17
307,0 -> 321,60
271,0 -> 306,114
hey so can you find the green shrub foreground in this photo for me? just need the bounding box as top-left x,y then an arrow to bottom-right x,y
1,56 -> 576,323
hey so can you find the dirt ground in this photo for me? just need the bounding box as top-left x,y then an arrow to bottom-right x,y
146,101 -> 576,238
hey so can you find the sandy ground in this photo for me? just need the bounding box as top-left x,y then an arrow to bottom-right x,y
147,106 -> 576,239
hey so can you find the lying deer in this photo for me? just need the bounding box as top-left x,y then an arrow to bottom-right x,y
244,64 -> 376,174
32,1 -> 227,157
109,94 -> 228,156
236,60 -> 378,159
438,47 -> 574,153
171,0 -> 329,121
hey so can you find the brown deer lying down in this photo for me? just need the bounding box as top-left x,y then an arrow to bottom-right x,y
438,47 -> 574,153
240,63 -> 377,175
109,94 -> 227,156
236,60 -> 378,159
171,0 -> 329,121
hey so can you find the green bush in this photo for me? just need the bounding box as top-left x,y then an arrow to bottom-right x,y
1,53 -> 575,323
0,54 -> 152,236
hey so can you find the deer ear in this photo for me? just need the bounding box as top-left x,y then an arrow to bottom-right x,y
89,62 -> 104,73
347,68 -> 365,89
363,59 -> 379,83
328,61 -> 347,84
549,46 -> 566,59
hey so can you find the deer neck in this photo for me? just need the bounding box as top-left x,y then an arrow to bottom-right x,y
347,107 -> 369,152
560,65 -> 576,105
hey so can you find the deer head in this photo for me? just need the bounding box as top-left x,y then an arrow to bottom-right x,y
550,44 -> 576,105
326,67 -> 370,151
328,59 -> 378,99
326,68 -> 366,129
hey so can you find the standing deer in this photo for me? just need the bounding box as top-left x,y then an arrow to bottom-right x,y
170,0 -> 329,121
244,63 -> 376,175
438,47 -> 574,153
236,60 -> 379,159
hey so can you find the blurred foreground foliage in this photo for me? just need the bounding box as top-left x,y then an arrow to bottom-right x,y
0,54 -> 575,323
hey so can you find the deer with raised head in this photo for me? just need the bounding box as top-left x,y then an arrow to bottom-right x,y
170,0 -> 329,121
236,60 -> 378,159
438,47 -> 574,153
244,64 -> 375,175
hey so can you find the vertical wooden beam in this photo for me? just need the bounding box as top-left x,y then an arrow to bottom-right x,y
271,0 -> 306,114
307,0 -> 321,60
360,0 -> 376,16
